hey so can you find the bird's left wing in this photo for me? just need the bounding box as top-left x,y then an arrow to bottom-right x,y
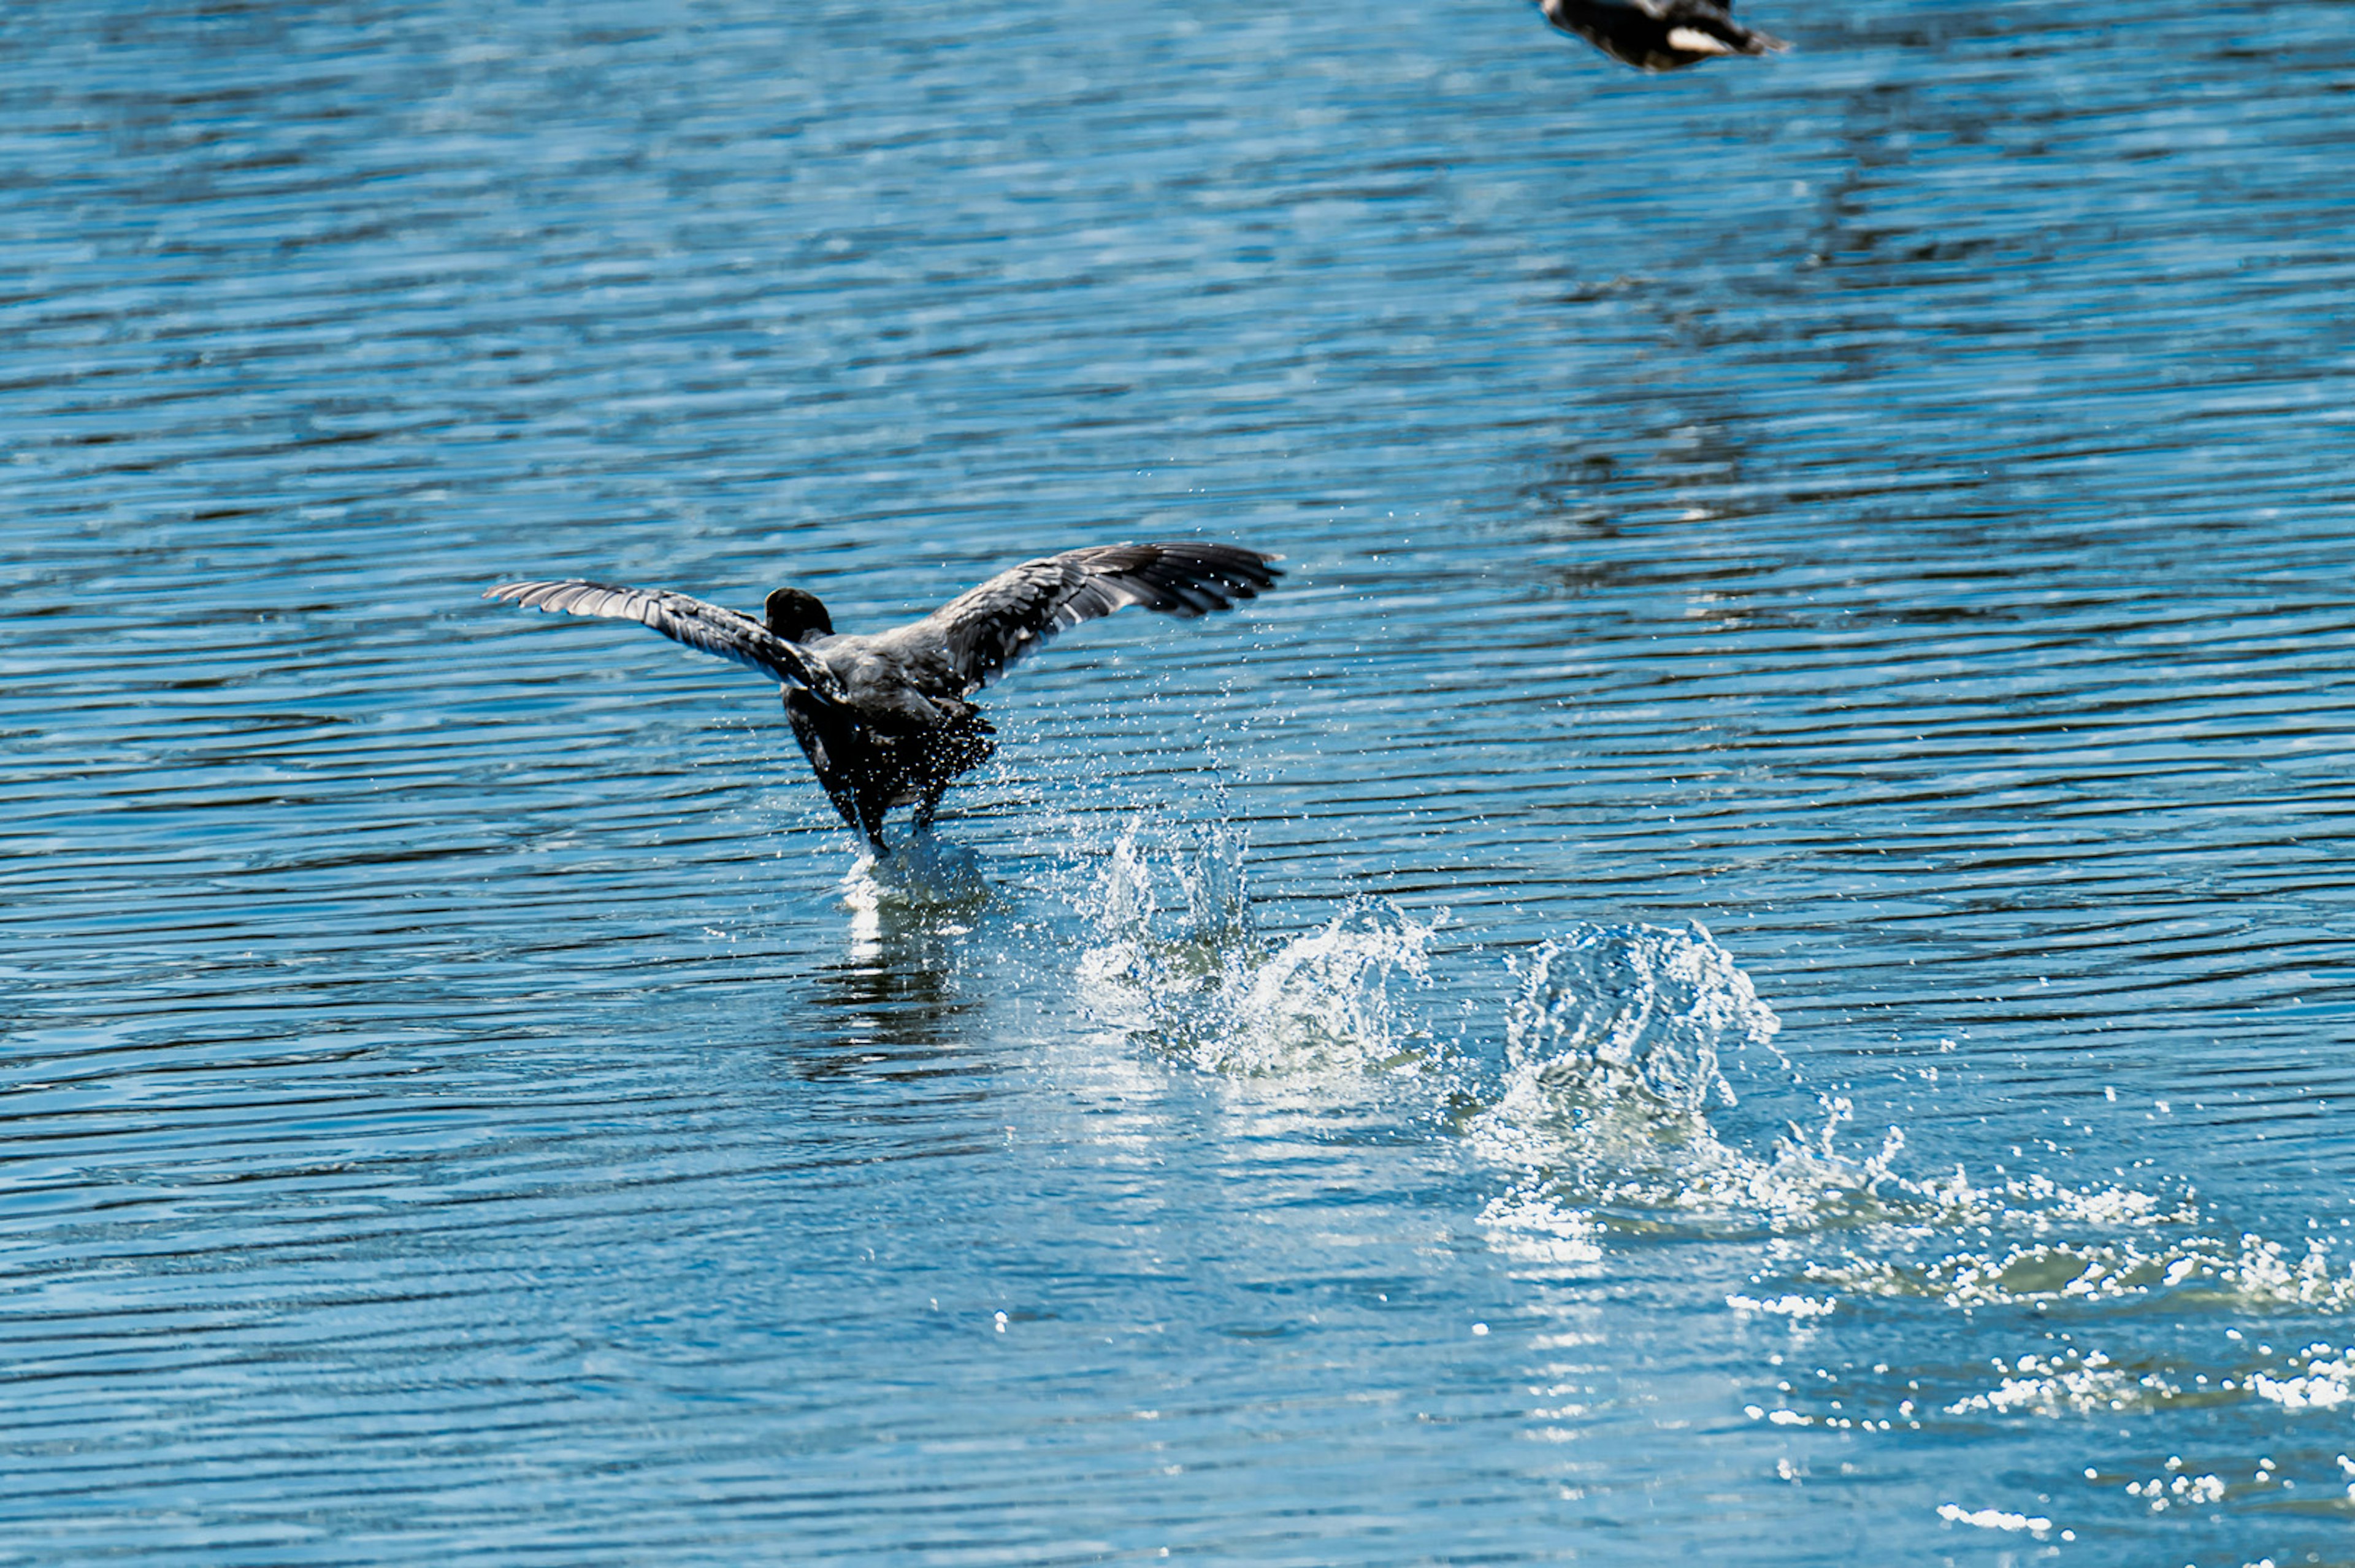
484,579 -> 846,703
913,542 -> 1281,694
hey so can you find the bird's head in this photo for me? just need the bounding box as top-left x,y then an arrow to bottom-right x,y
764,586 -> 835,641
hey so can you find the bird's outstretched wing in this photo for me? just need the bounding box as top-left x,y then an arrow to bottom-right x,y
916,542 -> 1281,693
484,579 -> 846,703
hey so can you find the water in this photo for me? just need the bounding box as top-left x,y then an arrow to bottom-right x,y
6,0 -> 2354,1561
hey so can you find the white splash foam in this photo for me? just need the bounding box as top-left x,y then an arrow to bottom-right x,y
1727,1293 -> 1837,1318
1944,1350 -> 2177,1418
2250,1345 -> 2355,1411
1500,920 -> 1780,1115
1471,922 -> 1905,1245
844,830 -> 991,908
1809,1231 -> 2355,1313
1073,822 -> 1441,1077
1936,1503 -> 2051,1535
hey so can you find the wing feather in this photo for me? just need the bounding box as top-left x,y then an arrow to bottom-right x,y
484,579 -> 845,703
919,542 -> 1280,693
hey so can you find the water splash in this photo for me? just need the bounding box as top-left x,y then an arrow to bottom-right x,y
1499,920 -> 1779,1116
1472,921 -> 1903,1243
1020,825 -> 2355,1342
2248,1343 -> 2355,1410
1458,921 -> 2320,1325
1807,1228 -> 2355,1315
1074,823 -> 1441,1077
843,830 -> 992,910
1942,1348 -> 2184,1418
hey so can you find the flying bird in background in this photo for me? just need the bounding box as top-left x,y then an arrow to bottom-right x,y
1538,0 -> 1786,71
486,542 -> 1280,857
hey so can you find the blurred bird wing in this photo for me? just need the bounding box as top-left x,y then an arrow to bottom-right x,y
484,579 -> 847,703
917,541 -> 1281,692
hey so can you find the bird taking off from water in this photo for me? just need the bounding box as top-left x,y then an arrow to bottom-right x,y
1538,0 -> 1785,71
486,542 -> 1280,857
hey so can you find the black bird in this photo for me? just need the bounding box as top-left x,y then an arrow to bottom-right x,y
1538,0 -> 1785,71
485,542 -> 1280,856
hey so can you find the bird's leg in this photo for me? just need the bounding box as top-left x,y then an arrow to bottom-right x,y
912,784 -> 947,835
859,799 -> 894,860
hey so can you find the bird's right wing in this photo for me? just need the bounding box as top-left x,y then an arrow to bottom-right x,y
484,579 -> 846,703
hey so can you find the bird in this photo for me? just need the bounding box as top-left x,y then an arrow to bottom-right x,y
1537,0 -> 1786,71
484,542 -> 1281,857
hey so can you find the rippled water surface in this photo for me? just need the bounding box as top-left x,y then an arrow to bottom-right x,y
9,0 -> 2355,1561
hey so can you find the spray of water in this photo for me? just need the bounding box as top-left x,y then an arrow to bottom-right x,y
1074,821 -> 1442,1078
1468,920 -> 1926,1244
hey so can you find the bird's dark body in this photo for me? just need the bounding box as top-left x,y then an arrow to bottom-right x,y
1539,0 -> 1783,71
781,684 -> 995,847
486,541 -> 1278,856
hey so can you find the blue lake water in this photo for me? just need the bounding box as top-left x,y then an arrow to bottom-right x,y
7,0 -> 2355,1561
